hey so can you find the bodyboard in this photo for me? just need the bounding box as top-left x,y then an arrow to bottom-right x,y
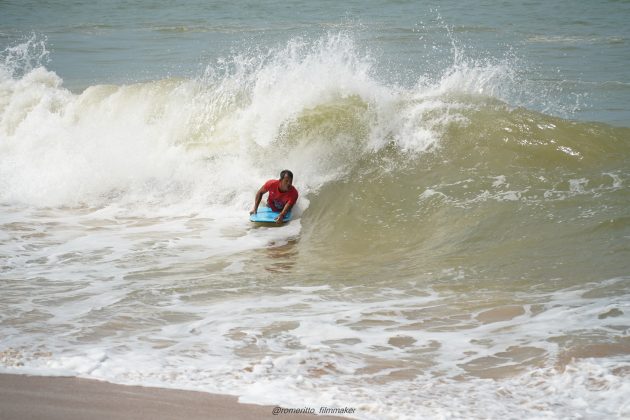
250,207 -> 292,223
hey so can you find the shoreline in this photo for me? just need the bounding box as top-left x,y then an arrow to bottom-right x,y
0,373 -> 349,420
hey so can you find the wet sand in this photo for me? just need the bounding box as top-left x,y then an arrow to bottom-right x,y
0,373 -> 347,420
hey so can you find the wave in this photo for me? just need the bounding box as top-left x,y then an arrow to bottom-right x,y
298,103 -> 630,286
527,35 -> 626,45
1,33 -> 628,222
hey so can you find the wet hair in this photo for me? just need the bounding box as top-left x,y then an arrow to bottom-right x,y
279,169 -> 293,180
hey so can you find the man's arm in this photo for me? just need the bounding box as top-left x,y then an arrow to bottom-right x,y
250,186 -> 267,215
275,201 -> 293,224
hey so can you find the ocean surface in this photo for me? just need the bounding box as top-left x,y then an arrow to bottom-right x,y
1,1 -> 629,418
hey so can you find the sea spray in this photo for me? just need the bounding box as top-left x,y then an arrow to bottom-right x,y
0,33 -> 50,80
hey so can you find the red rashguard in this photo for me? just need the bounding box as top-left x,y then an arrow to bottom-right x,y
263,179 -> 299,212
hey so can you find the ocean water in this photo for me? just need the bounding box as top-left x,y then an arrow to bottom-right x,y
1,1 -> 629,419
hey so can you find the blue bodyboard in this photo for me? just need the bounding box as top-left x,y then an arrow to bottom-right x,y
250,207 -> 292,223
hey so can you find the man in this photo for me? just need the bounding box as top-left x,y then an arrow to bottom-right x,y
250,170 -> 299,224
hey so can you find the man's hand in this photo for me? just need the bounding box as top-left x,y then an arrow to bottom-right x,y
274,213 -> 285,224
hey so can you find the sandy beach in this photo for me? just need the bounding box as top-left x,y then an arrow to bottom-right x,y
0,374 -> 347,420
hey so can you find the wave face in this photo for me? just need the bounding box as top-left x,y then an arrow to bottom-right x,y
1,33 -> 630,420
299,102 -> 630,286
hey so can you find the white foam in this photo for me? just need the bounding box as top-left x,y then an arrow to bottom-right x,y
604,172 -> 623,189
2,278 -> 628,419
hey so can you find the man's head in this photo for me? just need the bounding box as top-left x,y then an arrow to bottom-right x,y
279,169 -> 293,191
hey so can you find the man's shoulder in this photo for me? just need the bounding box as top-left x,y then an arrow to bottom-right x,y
264,179 -> 278,188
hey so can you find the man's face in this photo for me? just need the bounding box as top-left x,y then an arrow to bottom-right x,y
279,174 -> 292,191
